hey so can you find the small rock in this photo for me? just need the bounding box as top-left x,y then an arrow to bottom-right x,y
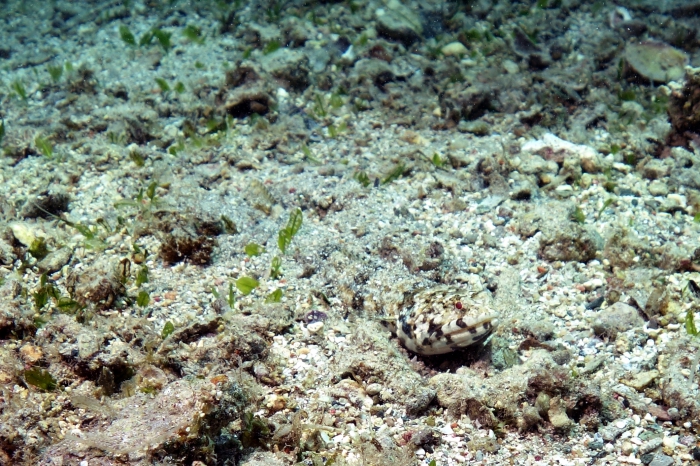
642,160 -> 670,180
580,173 -> 594,188
442,42 -> 467,56
510,180 -> 535,200
457,120 -> 490,135
648,180 -> 669,196
502,59 -> 519,74
10,222 -> 39,247
461,232 -> 478,244
692,446 -> 700,460
680,435 -> 696,447
648,453 -> 674,466
522,320 -> 555,341
535,392 -> 551,417
618,20 -> 648,38
0,370 -> 13,384
19,345 -> 43,364
582,278 -> 604,291
592,302 -> 644,339
548,397 -> 572,430
405,387 -> 436,416
365,383 -> 382,396
621,100 -> 645,120
639,437 -> 663,455
622,370 -> 659,391
539,223 -> 603,263
662,435 -> 678,449
668,69 -> 700,137
600,419 -> 630,441
260,48 -> 312,89
349,58 -> 395,89
0,237 -> 17,265
621,440 -> 635,455
410,429 -> 438,447
624,41 -> 688,83
317,166 -> 335,176
475,195 -> 505,214
519,406 -> 542,430
522,133 -> 600,170
580,356 -> 606,374
647,405 -> 672,421
518,154 -> 556,175
37,248 -> 72,273
551,349 -> 572,366
375,0 -> 422,46
307,321 -> 324,334
588,439 -> 604,450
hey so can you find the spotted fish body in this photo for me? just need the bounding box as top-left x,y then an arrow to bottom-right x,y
396,284 -> 498,356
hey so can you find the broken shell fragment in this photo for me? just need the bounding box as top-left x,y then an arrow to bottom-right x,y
624,41 -> 688,83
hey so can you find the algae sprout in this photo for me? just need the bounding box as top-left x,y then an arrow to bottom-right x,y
161,321 -> 175,339
381,163 -> 405,185
34,135 -> 53,157
685,279 -> 700,388
278,208 -> 302,254
24,367 -> 57,391
265,289 -> 283,303
244,243 -> 265,257
11,80 -> 27,101
236,276 -> 259,295
118,24 -> 136,46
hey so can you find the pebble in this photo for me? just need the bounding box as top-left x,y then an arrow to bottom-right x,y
638,437 -> 663,455
648,180 -> 669,196
616,420 -> 630,429
442,42 -> 467,56
693,447 -> 700,460
502,59 -> 519,74
648,453 -> 674,466
662,435 -> 679,449
365,383 -> 382,396
10,222 -> 38,247
621,441 -> 634,455
588,439 -> 604,450
439,424 -> 454,435
19,345 -> 43,364
618,455 -> 641,464
457,120 -> 490,135
582,278 -> 604,290
600,419 -> 630,441
592,302 -> 644,339
307,321 -> 324,334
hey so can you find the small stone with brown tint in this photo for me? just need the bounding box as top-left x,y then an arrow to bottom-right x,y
19,345 -> 43,364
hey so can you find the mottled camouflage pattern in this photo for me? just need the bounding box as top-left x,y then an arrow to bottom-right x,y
396,284 -> 498,355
